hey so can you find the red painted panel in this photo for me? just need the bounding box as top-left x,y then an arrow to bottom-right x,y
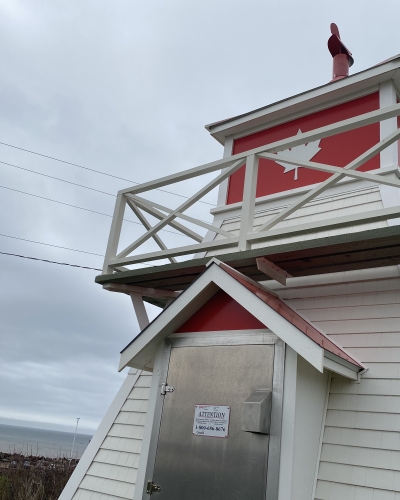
227,93 -> 380,204
176,289 -> 266,332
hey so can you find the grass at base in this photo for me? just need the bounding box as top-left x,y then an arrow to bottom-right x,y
0,453 -> 76,500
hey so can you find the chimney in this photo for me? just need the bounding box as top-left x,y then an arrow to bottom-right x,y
328,23 -> 354,81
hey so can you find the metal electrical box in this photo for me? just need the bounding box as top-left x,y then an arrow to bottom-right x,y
242,389 -> 272,434
148,342 -> 279,500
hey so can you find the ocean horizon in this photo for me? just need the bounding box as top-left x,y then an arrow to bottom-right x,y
0,423 -> 93,459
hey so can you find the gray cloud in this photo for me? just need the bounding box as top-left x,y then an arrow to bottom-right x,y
0,0 -> 398,432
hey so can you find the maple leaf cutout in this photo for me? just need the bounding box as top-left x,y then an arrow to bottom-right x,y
275,129 -> 321,180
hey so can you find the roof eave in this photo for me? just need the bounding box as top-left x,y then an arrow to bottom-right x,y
205,56 -> 400,145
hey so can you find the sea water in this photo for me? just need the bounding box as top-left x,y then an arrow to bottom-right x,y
0,423 -> 92,459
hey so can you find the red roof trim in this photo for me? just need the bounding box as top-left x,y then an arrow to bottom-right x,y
218,262 -> 363,369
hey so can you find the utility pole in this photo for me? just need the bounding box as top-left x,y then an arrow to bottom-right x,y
70,418 -> 80,462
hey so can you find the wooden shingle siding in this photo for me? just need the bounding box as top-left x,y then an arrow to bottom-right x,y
277,266 -> 400,499
71,372 -> 152,500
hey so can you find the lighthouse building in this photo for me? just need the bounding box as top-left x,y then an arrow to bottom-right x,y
60,26 -> 400,500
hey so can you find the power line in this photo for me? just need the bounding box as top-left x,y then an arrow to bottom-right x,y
0,184 -> 188,237
0,160 -> 212,226
0,232 -> 104,256
0,140 -> 214,206
0,251 -> 102,271
0,232 -> 155,268
0,159 -> 115,197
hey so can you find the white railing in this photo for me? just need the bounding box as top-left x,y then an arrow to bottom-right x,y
102,103 -> 400,274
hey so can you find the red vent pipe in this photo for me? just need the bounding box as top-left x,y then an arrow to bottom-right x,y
328,23 -> 354,81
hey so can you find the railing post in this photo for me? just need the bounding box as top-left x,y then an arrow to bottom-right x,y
102,193 -> 126,274
238,154 -> 258,251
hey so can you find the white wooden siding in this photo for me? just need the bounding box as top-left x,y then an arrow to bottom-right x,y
71,372 -> 152,500
273,266 -> 400,499
208,186 -> 385,256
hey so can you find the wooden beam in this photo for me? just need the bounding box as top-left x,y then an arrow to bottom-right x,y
102,283 -> 179,298
130,293 -> 150,331
256,257 -> 292,286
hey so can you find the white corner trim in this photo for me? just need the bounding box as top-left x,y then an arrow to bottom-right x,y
323,356 -> 358,381
380,81 -> 398,168
216,135 -> 233,207
59,369 -> 142,500
379,80 -> 400,226
133,342 -> 164,500
278,346 -> 297,500
311,371 -> 332,500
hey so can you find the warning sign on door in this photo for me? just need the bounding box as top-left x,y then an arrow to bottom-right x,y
193,405 -> 230,438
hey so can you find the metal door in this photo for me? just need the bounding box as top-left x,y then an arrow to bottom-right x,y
151,344 -> 274,500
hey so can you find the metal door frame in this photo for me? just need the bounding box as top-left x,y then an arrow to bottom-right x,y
141,331 -> 285,500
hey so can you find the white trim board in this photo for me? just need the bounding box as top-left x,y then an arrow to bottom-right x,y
59,369 -> 142,500
278,346 -> 297,500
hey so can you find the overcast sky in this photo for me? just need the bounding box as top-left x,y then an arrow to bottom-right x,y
0,0 -> 398,434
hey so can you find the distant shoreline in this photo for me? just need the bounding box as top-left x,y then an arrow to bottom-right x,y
0,422 -> 92,459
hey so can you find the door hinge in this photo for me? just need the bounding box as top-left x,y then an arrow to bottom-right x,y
146,480 -> 161,494
161,382 -> 175,395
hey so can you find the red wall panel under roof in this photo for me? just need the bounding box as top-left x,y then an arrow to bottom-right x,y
176,289 -> 266,332
227,92 -> 380,204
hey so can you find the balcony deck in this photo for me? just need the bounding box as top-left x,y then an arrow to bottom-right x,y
96,225 -> 400,306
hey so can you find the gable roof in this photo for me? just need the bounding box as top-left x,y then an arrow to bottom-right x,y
216,261 -> 363,368
119,260 -> 364,377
